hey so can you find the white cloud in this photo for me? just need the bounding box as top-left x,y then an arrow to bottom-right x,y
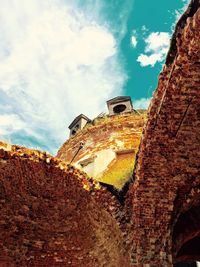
131,35 -> 137,48
137,54 -> 163,68
137,32 -> 171,67
0,0 -> 126,154
144,32 -> 170,53
133,98 -> 151,109
0,114 -> 25,135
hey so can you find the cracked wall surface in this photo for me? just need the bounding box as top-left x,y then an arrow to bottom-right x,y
0,142 -> 129,267
127,1 -> 200,265
0,0 -> 200,266
57,113 -> 146,189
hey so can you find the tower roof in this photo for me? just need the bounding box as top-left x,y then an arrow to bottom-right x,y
68,114 -> 91,129
106,96 -> 132,107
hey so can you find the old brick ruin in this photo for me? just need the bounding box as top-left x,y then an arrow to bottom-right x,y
0,0 -> 200,266
57,112 -> 146,189
128,0 -> 200,265
0,142 -> 129,266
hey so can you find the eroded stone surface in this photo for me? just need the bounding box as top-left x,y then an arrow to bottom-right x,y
57,112 -> 146,189
127,2 -> 200,266
0,142 -> 129,267
0,1 -> 200,266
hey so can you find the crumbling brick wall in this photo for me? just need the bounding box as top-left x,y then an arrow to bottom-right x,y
127,1 -> 200,266
57,113 -> 145,164
0,142 -> 129,267
57,113 -> 146,189
0,1 -> 200,266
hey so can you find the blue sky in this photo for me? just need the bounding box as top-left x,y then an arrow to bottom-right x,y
0,0 -> 189,154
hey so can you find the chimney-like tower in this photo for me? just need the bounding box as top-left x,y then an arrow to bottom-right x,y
68,114 -> 91,137
106,96 -> 133,116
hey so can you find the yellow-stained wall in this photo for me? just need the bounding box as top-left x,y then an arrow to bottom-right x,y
57,112 -> 146,189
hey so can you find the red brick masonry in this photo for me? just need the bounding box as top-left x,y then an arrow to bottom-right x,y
0,143 -> 129,266
128,1 -> 200,265
0,1 -> 200,266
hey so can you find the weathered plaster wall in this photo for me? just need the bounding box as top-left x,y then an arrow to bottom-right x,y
57,113 -> 146,189
127,2 -> 200,266
0,142 -> 129,267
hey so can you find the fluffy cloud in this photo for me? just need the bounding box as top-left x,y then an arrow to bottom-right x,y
0,0 -> 126,154
131,35 -> 137,48
137,32 -> 170,67
0,114 -> 25,135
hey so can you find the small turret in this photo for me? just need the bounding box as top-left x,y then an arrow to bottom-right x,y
106,96 -> 133,116
68,114 -> 91,137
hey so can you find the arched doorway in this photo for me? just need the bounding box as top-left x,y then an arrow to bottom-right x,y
173,204 -> 200,266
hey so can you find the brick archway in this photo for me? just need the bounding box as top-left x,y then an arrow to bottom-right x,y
172,189 -> 200,264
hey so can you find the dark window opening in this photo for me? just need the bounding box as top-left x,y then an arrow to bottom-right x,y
113,104 -> 126,114
72,130 -> 76,135
75,124 -> 79,129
